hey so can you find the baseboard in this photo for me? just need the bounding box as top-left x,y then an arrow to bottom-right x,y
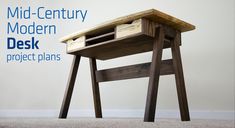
0,109 -> 234,120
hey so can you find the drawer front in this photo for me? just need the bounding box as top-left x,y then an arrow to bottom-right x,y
66,36 -> 86,52
116,19 -> 142,38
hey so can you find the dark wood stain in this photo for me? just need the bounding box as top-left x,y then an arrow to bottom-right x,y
59,55 -> 81,118
95,59 -> 174,82
89,58 -> 103,118
144,27 -> 165,122
171,32 -> 190,121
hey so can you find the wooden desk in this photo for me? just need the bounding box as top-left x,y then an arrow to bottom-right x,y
59,9 -> 195,122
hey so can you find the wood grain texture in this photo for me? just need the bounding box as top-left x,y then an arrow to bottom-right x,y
95,59 -> 174,82
144,27 -> 165,122
115,19 -> 143,38
89,58 -> 102,118
59,55 -> 81,118
171,32 -> 190,121
66,36 -> 86,52
60,9 -> 195,42
115,18 -> 155,39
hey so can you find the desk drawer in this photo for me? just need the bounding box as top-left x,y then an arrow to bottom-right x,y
66,18 -> 155,53
116,18 -> 155,39
116,19 -> 142,38
66,36 -> 85,52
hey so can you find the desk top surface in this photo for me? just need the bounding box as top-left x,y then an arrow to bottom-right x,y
61,9 -> 195,42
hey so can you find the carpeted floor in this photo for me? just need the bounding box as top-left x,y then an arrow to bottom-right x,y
0,118 -> 234,128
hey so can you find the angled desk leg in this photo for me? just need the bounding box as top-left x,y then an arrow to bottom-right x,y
144,27 -> 165,122
59,55 -> 81,118
89,58 -> 102,118
171,32 -> 190,121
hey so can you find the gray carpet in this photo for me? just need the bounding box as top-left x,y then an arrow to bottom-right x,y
0,118 -> 234,128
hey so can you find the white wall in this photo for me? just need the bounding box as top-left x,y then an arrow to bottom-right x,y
0,0 -> 234,119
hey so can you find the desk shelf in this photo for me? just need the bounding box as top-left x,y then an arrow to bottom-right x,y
69,33 -> 154,60
66,18 -> 156,60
